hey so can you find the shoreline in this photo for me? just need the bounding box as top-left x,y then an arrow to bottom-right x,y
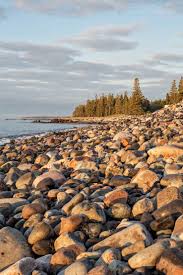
0,123 -> 92,146
1,102 -> 183,273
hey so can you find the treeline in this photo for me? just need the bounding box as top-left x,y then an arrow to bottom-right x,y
73,77 -> 183,117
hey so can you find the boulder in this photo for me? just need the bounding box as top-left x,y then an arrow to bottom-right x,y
54,233 -> 86,252
156,248 -> 183,275
33,170 -> 65,189
71,201 -> 106,223
157,187 -> 182,208
104,189 -> 128,207
92,223 -> 152,251
59,215 -> 84,234
0,227 -> 31,271
132,198 -> 154,217
1,257 -> 36,275
153,199 -> 183,221
16,172 -> 35,189
148,145 -> 183,160
171,215 -> 183,241
62,193 -> 84,215
0,198 -> 28,209
131,168 -> 159,192
28,221 -> 52,245
128,241 -> 169,269
57,261 -> 88,275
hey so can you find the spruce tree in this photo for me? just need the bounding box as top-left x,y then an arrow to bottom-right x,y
169,80 -> 179,104
114,94 -> 122,114
122,91 -> 129,114
130,78 -> 144,115
178,76 -> 183,100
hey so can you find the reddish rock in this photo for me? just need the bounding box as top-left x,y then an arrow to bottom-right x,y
171,215 -> 183,241
148,145 -> 183,160
131,168 -> 159,192
51,247 -> 77,266
132,198 -> 154,217
156,248 -> 183,275
87,265 -> 112,275
104,189 -> 128,207
157,186 -> 182,208
22,203 -> 45,220
59,215 -> 84,234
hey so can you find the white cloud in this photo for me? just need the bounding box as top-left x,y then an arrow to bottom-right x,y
13,0 -> 183,16
14,0 -> 130,15
0,40 -> 182,115
62,24 -> 139,52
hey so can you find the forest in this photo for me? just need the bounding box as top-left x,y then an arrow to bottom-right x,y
73,77 -> 183,117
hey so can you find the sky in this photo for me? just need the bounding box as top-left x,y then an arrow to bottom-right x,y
0,0 -> 182,117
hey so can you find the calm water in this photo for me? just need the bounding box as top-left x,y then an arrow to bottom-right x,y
0,119 -> 84,145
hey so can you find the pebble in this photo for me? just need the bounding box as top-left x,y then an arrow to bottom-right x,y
1,102 -> 183,273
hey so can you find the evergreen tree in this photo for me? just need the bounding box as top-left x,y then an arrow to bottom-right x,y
178,76 -> 183,100
169,80 -> 179,104
122,91 -> 129,114
130,78 -> 144,115
166,93 -> 171,104
114,94 -> 123,114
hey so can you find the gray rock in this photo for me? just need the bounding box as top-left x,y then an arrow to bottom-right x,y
0,227 -> 32,271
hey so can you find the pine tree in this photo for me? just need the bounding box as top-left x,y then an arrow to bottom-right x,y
122,91 -> 129,114
169,80 -> 179,104
114,94 -> 122,114
166,93 -> 171,104
178,76 -> 183,100
130,78 -> 144,115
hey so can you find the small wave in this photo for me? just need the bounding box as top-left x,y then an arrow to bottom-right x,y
0,124 -> 86,146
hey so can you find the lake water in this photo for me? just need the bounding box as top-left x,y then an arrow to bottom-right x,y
0,119 -> 84,145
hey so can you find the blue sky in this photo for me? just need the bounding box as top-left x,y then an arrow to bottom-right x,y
0,0 -> 182,116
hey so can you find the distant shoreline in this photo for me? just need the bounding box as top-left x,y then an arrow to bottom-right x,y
6,116 -> 108,125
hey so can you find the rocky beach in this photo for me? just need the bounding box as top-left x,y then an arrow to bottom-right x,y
1,102 -> 183,274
